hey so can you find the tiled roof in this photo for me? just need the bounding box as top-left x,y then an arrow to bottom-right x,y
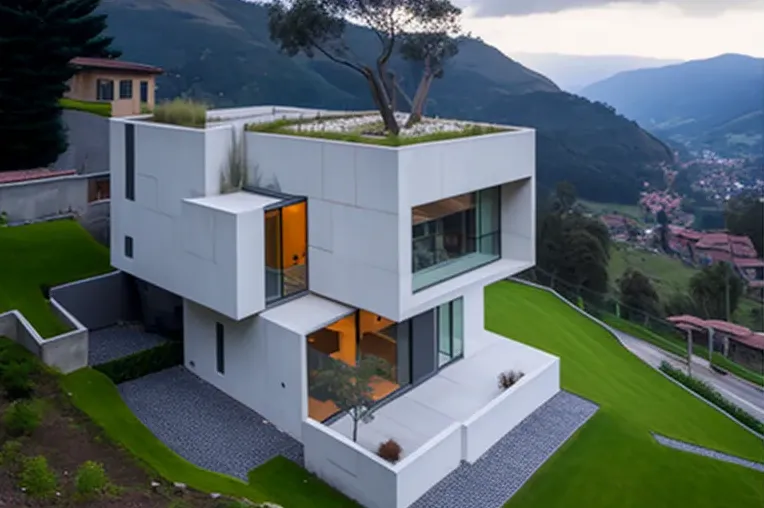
736,258 -> 764,268
668,315 -> 764,350
0,169 -> 77,184
70,57 -> 163,75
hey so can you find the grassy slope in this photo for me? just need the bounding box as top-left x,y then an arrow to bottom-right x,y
62,369 -> 358,507
580,199 -> 645,223
486,282 -> 764,508
59,98 -> 112,117
0,221 -> 112,337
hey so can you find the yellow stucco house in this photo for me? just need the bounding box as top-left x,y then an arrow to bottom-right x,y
65,57 -> 163,117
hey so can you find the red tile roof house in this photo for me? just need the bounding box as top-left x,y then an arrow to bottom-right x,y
0,168 -> 77,185
668,315 -> 764,375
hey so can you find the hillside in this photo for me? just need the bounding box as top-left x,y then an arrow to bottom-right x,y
511,52 -> 682,92
580,54 -> 764,157
98,0 -> 673,203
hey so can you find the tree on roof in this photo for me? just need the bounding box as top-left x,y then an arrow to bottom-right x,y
0,0 -> 120,172
267,0 -> 462,135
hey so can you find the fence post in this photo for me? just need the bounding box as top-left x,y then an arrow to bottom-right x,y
685,328 -> 692,376
615,302 -> 621,319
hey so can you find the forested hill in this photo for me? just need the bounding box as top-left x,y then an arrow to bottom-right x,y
98,0 -> 673,203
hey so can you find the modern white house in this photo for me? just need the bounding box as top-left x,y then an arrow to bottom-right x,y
109,106 -> 560,508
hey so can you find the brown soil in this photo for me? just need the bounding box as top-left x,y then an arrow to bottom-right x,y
0,371 -> 236,507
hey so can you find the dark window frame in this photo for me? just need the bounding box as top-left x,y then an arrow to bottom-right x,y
125,124 -> 135,200
124,236 -> 133,259
119,79 -> 133,99
139,81 -> 149,103
216,323 -> 225,374
96,79 -> 114,101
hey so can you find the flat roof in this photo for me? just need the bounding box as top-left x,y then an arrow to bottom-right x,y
70,57 -> 163,75
260,294 -> 353,336
184,191 -> 281,214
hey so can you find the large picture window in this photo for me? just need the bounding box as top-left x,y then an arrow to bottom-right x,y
265,200 -> 308,304
412,187 -> 501,291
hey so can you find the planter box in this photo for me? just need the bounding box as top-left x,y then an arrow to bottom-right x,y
303,419 -> 463,508
0,297 -> 88,374
245,127 -> 535,321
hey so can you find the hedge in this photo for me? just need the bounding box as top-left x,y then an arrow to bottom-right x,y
659,361 -> 764,435
94,341 -> 183,384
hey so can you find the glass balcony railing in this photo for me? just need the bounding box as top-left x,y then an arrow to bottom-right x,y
412,231 -> 501,291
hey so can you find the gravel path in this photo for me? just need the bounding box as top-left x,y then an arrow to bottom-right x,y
653,434 -> 764,472
411,391 -> 599,508
118,366 -> 303,480
89,325 -> 168,365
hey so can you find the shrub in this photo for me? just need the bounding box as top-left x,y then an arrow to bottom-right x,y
3,400 -> 43,437
153,98 -> 208,128
75,460 -> 109,497
94,341 -> 183,384
377,439 -> 403,463
1,362 -> 36,400
0,439 -> 24,468
498,370 -> 524,390
660,361 -> 764,434
19,456 -> 57,499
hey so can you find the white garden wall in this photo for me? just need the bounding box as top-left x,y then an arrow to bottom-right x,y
303,419 -> 463,508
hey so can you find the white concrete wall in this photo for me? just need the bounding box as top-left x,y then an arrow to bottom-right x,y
183,300 -> 306,439
462,354 -> 560,463
303,419 -> 463,508
110,119 -> 277,320
244,128 -> 536,322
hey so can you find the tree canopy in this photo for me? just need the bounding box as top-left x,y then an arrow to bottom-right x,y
619,269 -> 661,320
689,262 -> 744,321
726,191 -> 764,257
267,0 -> 462,134
0,0 -> 119,172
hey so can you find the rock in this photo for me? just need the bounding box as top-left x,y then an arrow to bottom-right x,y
173,482 -> 187,494
258,503 -> 285,508
210,493 -> 221,499
150,481 -> 161,491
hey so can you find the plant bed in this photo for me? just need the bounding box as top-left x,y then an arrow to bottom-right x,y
150,98 -> 209,128
0,339 -> 243,507
59,98 -> 112,118
247,112 -> 508,147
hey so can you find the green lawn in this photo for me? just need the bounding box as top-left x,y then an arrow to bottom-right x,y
486,282 -> 764,508
580,199 -> 645,223
62,369 -> 358,507
0,220 -> 112,337
609,245 -> 697,297
59,97 -> 112,117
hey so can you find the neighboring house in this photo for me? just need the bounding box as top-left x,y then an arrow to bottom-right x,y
65,57 -> 163,116
600,214 -> 638,241
668,315 -> 764,373
108,106 -> 560,508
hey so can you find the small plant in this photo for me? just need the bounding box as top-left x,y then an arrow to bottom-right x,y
19,456 -> 58,499
3,399 -> 43,437
0,210 -> 7,227
153,98 -> 208,128
1,362 -> 35,400
75,460 -> 109,497
220,132 -> 249,194
0,439 -> 24,469
377,439 -> 403,463
498,370 -> 524,390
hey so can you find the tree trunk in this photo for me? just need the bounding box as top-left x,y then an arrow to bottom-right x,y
405,57 -> 435,129
352,418 -> 358,442
363,68 -> 399,135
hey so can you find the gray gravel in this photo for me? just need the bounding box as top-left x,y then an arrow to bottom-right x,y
411,391 -> 598,508
89,325 -> 168,365
653,434 -> 764,472
118,366 -> 303,480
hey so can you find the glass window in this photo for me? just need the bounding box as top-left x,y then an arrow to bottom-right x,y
438,302 -> 452,367
452,298 -> 464,358
216,323 -> 225,375
119,79 -> 133,99
96,79 -> 114,101
140,81 -> 149,103
124,236 -> 133,259
264,200 -> 308,304
411,187 -> 501,291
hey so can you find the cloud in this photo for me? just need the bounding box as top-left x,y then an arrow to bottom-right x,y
460,0 -> 764,18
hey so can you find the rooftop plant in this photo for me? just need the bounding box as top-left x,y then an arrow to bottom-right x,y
267,0 -> 463,135
152,98 -> 208,128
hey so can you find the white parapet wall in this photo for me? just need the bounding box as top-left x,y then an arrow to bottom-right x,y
462,354 -> 560,463
0,297 -> 89,374
244,126 -> 536,322
303,419 -> 463,508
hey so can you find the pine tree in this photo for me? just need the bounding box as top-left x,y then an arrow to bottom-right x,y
0,0 -> 119,172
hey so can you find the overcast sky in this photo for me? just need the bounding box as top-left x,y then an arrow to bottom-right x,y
456,0 -> 764,59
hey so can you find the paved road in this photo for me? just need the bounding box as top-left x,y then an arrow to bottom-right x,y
615,331 -> 764,424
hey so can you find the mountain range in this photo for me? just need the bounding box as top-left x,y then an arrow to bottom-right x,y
511,53 -> 683,92
580,54 -> 764,157
97,0 -> 673,203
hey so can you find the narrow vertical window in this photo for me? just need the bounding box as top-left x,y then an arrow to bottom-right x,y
125,124 -> 135,201
216,322 -> 225,374
124,236 -> 133,259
